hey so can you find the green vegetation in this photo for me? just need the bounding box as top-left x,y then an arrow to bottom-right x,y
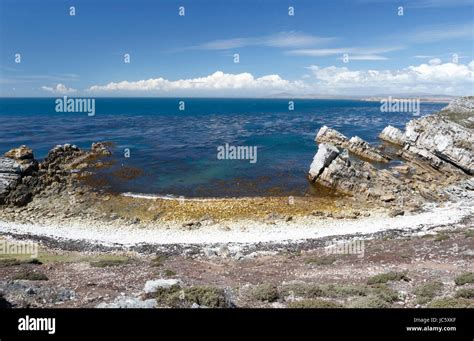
428,298 -> 474,308
249,284 -> 279,302
155,286 -> 227,308
413,281 -> 443,304
183,287 -> 227,308
454,288 -> 474,299
282,283 -> 368,299
434,234 -> 449,242
163,269 -> 176,277
305,255 -> 337,266
280,282 -> 398,305
454,272 -> 474,286
90,258 -> 130,268
0,258 -> 42,266
367,271 -> 409,285
347,295 -> 391,308
370,284 -> 399,303
151,254 -> 167,267
288,299 -> 342,308
464,229 -> 474,238
13,271 -> 48,281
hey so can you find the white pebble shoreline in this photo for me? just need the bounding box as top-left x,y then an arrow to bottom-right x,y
0,201 -> 472,247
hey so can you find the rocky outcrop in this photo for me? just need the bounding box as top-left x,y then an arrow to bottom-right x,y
403,115 -> 473,175
439,96 -> 474,128
0,142 -> 112,207
379,125 -> 406,146
309,96 -> 473,203
0,158 -> 21,205
4,145 -> 38,176
308,144 -> 340,181
317,126 -> 390,162
41,142 -> 110,172
310,148 -> 404,200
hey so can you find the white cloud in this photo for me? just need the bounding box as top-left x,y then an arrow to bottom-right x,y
287,46 -> 403,60
88,71 -> 306,94
192,31 -> 334,50
88,61 -> 473,97
305,60 -> 474,95
428,58 -> 442,65
41,83 -> 76,94
338,55 -> 388,61
407,23 -> 473,43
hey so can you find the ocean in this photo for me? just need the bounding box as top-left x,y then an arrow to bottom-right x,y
0,98 -> 445,197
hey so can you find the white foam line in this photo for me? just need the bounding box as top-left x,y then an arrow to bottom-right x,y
0,202 -> 471,247
121,192 -> 226,202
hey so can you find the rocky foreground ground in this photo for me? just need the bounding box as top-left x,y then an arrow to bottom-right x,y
0,97 -> 472,308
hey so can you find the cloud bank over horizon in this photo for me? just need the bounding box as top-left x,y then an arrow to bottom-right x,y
40,60 -> 473,97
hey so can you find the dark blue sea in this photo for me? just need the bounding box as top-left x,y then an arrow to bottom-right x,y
0,98 -> 445,197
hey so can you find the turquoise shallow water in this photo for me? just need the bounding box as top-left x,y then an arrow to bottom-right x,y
0,98 -> 444,197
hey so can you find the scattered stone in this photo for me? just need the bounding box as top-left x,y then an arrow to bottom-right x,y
96,296 -> 157,309
217,245 -> 230,258
388,209 -> 405,217
203,248 -> 216,258
381,194 -> 396,202
143,279 -> 182,294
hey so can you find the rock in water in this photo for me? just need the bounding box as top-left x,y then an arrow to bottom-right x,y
379,125 -> 406,146
1,142 -> 112,207
308,96 -> 473,204
316,126 -> 348,146
316,125 -> 390,162
309,144 -> 340,181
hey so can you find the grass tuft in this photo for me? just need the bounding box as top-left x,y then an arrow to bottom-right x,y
367,271 -> 409,285
454,272 -> 474,286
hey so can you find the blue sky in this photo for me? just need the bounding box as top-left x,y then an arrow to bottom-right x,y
0,0 -> 473,97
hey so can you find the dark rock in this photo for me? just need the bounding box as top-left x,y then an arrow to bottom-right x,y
388,209 -> 405,217
6,184 -> 32,206
0,293 -> 13,308
0,157 -> 21,204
